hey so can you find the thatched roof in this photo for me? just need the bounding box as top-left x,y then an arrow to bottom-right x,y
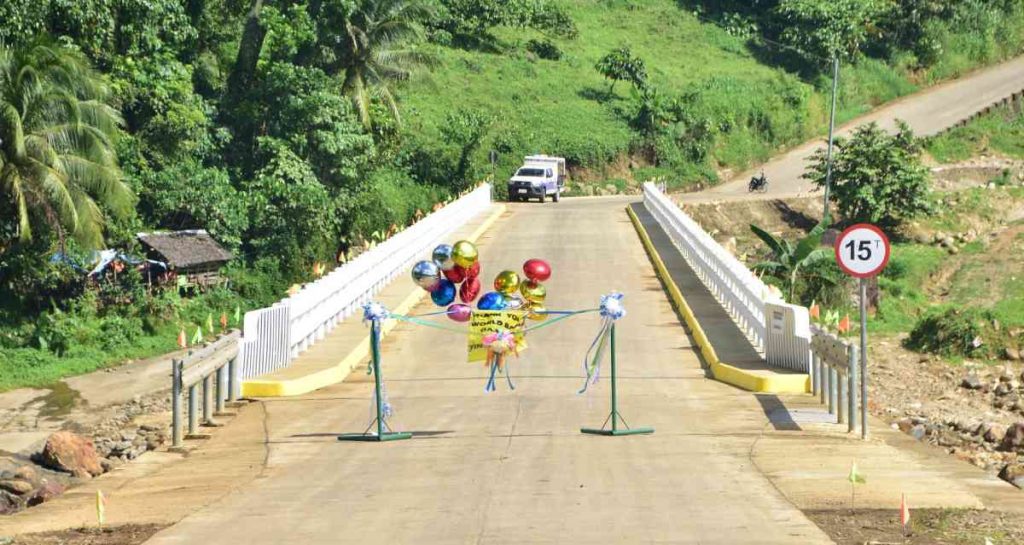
137,230 -> 233,269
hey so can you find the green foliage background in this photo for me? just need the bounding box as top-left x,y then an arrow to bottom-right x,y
3,0 -> 1024,389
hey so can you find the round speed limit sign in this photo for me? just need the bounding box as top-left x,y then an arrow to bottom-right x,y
835,224 -> 891,278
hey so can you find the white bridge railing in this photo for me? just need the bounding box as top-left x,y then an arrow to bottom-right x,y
238,184 -> 493,379
641,183 -> 811,372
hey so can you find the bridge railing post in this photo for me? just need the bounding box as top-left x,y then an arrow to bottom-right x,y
171,359 -> 183,448
202,373 -> 214,425
848,346 -> 858,434
216,365 -> 227,414
187,383 -> 198,436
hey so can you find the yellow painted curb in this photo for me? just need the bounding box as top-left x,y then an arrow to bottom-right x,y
242,204 -> 508,398
626,205 -> 810,394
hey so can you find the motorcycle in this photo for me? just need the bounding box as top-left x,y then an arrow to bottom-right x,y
748,171 -> 768,193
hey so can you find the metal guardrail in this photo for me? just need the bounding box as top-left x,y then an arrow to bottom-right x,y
237,183 -> 493,380
171,330 -> 241,448
810,325 -> 864,436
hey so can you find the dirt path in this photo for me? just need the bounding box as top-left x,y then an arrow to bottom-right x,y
680,55 -> 1024,203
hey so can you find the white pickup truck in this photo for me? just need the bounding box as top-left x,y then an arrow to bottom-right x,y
507,155 -> 566,203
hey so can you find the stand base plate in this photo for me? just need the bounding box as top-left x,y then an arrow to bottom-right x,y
580,427 -> 654,436
337,432 -> 412,442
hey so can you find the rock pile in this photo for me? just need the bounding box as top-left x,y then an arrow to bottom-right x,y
890,367 -> 1024,489
93,424 -> 168,463
0,465 -> 67,514
88,394 -> 170,463
3,393 -> 172,516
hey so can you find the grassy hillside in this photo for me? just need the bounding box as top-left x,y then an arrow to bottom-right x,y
402,0 -> 1024,191
404,1 -> 816,185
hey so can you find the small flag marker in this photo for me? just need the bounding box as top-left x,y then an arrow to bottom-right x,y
900,493 -> 910,536
96,490 -> 106,528
177,329 -> 187,349
838,314 -> 852,335
848,461 -> 865,510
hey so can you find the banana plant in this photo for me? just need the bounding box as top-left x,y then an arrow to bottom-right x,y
749,222 -> 832,302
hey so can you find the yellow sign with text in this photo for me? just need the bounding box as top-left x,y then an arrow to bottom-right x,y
467,310 -> 528,362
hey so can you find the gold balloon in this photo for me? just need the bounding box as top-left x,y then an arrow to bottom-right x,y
451,240 -> 478,268
493,270 -> 521,296
519,280 -> 546,303
528,305 -> 548,321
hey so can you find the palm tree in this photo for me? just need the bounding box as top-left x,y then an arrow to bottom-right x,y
749,222 -> 832,302
330,0 -> 436,128
0,41 -> 132,250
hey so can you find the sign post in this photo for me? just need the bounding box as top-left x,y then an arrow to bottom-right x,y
834,224 -> 891,439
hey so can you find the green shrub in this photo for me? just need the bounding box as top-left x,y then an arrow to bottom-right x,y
526,39 -> 562,60
906,307 -> 1005,358
98,315 -> 143,351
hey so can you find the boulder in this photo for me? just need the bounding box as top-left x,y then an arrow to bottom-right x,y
0,490 -> 22,515
0,480 -> 32,495
984,423 -> 1008,443
1000,422 -> 1024,452
961,375 -> 984,390
13,466 -> 38,486
937,429 -> 962,447
38,431 -> 104,478
910,424 -> 927,441
998,463 -> 1024,489
27,480 -> 65,507
995,382 -> 1013,396
1004,347 -> 1021,361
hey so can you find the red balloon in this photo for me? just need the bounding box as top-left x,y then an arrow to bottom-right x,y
459,276 -> 481,303
465,261 -> 481,280
522,259 -> 551,282
444,265 -> 467,283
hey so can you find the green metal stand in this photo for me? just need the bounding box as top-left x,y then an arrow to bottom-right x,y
580,324 -> 654,436
339,319 -> 411,442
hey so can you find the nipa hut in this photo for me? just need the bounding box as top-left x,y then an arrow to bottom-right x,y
137,230 -> 233,288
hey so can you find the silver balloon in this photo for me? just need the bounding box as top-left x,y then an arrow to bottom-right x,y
504,296 -> 526,310
411,260 -> 441,291
432,244 -> 455,271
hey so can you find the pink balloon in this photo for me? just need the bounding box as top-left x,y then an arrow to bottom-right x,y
447,304 -> 472,322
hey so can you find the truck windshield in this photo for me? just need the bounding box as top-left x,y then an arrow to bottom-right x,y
516,168 -> 546,177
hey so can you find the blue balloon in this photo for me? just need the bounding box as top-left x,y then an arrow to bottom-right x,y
477,291 -> 506,310
431,279 -> 457,306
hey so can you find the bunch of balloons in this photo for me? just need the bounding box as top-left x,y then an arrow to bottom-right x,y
477,258 -> 552,321
411,240 -> 481,322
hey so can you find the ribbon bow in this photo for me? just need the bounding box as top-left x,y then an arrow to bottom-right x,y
362,301 -> 389,323
483,329 -> 519,392
580,292 -> 625,393
361,302 -> 394,419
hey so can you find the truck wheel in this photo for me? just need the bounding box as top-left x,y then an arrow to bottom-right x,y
553,190 -> 560,203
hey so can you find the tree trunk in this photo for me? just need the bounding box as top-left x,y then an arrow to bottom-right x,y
187,0 -> 205,28
226,0 -> 267,104
224,0 -> 268,174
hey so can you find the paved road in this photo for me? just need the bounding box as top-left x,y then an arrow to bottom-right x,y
143,198 -> 833,545
682,55 -> 1024,203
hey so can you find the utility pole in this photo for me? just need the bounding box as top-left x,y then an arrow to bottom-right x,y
821,56 -> 840,222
